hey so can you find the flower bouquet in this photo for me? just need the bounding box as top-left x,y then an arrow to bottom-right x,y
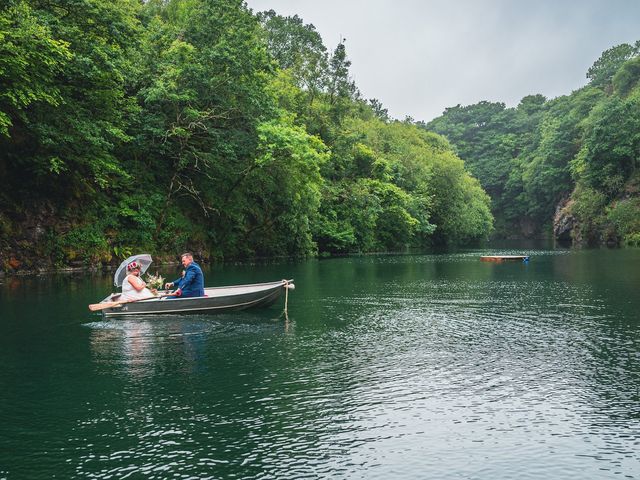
145,272 -> 165,290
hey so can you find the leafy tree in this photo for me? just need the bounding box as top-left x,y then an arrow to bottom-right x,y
134,0 -> 278,250
587,41 -> 640,89
606,197 -> 640,245
256,9 -> 327,104
231,118 -> 327,256
613,56 -> 640,97
426,101 -> 516,198
1,0 -> 140,198
326,41 -> 356,103
0,1 -> 70,137
572,92 -> 640,197
569,185 -> 608,245
367,98 -> 390,122
519,88 -> 601,223
426,100 -> 536,235
314,115 -> 491,251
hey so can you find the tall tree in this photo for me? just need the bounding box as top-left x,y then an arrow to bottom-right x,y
256,9 -> 328,104
587,41 -> 640,89
326,40 -> 357,105
134,0 -> 278,249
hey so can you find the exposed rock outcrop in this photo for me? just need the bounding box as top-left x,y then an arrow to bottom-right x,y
553,197 -> 576,245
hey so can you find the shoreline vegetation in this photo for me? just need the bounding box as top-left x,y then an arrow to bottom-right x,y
2,1 -> 639,275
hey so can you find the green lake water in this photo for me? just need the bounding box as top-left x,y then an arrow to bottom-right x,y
1,248 -> 639,479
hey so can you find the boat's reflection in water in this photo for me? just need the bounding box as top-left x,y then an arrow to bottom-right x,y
87,312 -> 290,379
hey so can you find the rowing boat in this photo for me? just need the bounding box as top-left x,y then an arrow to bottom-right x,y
93,279 -> 295,317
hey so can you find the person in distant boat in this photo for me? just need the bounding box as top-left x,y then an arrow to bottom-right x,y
121,261 -> 156,300
164,252 -> 205,298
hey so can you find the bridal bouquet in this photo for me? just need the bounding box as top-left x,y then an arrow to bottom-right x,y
145,272 -> 165,290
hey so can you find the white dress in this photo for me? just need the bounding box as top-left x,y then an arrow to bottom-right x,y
121,275 -> 154,300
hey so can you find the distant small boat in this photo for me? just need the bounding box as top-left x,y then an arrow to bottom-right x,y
91,279 -> 295,317
480,255 -> 530,263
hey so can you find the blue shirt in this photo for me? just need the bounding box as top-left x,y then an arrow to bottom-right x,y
172,262 -> 205,298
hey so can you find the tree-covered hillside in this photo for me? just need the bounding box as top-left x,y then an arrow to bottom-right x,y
0,0 -> 493,271
427,42 -> 640,246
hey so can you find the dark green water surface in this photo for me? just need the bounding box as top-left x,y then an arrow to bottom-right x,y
1,248 -> 639,479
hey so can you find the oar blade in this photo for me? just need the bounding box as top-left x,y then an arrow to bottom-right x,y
88,301 -> 121,312
88,294 -> 169,312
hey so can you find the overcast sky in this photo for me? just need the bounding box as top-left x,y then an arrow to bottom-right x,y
245,0 -> 640,122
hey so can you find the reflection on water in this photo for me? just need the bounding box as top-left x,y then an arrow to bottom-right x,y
88,319 -> 210,377
0,249 -> 639,479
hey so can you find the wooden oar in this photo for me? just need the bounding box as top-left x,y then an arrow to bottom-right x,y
88,292 -> 177,312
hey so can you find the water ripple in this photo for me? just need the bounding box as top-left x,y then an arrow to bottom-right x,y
2,251 -> 639,478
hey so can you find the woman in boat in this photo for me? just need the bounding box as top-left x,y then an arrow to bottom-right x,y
121,261 -> 156,300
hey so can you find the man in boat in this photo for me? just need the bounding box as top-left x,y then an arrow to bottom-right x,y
165,252 -> 205,298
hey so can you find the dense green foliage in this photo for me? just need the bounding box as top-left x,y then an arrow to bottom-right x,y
0,0 -> 492,270
4,0 -> 639,270
428,41 -> 640,245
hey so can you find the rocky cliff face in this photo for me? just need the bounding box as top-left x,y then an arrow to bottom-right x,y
0,202 -> 60,273
553,198 -> 576,245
